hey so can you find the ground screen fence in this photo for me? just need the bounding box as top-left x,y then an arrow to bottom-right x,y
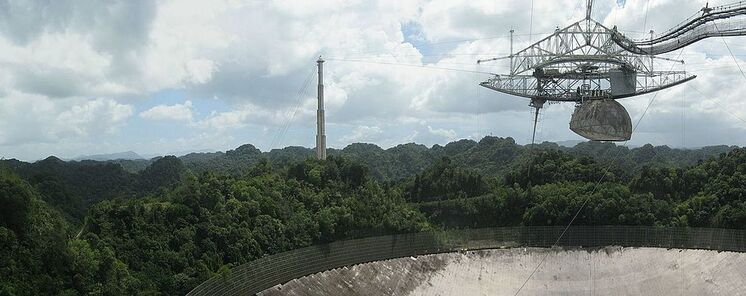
187,226 -> 746,296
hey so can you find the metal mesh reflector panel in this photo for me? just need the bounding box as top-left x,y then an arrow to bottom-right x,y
187,227 -> 746,296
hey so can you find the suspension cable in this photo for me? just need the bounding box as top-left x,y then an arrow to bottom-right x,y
642,0 -> 652,38
512,47 -> 687,296
529,0 -> 535,43
325,58 -> 496,75
688,84 -> 746,125
268,66 -> 316,150
714,22 -> 746,81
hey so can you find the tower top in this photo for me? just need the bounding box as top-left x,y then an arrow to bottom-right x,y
317,55 -> 324,63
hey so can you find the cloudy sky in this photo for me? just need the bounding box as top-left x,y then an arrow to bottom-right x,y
1,0 -> 745,161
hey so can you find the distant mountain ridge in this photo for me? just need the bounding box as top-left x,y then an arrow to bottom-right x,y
15,138 -> 737,181
555,140 -> 584,147
2,137 -> 738,205
74,151 -> 143,161
0,136 -> 739,234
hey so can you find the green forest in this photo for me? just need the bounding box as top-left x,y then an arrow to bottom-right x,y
1,137 -> 745,295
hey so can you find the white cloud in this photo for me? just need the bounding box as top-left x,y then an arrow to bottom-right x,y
2,0 -> 746,160
427,125 -> 457,140
196,99 -> 316,130
186,59 -> 216,84
140,101 -> 194,121
58,98 -> 134,135
0,94 -> 133,147
340,125 -> 384,143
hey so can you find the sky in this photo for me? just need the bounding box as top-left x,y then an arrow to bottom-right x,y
1,0 -> 746,161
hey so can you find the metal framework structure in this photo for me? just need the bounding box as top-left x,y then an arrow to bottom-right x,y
613,1 -> 746,55
477,0 -> 746,141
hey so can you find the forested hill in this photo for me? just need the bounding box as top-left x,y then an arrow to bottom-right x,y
155,138 -> 738,179
13,137 -> 735,178
0,137 -> 734,221
1,138 -> 744,295
1,156 -> 186,223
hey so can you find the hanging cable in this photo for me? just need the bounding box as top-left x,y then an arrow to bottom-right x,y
642,0 -> 652,38
334,32 -> 552,59
270,69 -> 314,149
325,58 -> 496,75
475,59 -> 481,140
512,47 -> 687,296
682,61 -> 686,148
688,84 -> 746,125
268,66 -> 316,150
613,0 -> 619,25
529,0 -> 535,43
514,93 -> 662,296
714,22 -> 746,82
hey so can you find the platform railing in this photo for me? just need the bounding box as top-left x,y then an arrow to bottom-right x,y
186,226 -> 746,296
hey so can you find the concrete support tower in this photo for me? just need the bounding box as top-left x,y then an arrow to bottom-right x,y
316,57 -> 327,160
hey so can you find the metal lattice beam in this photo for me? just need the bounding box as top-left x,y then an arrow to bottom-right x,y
476,1 -> 746,141
510,20 -> 649,76
478,1 -> 746,103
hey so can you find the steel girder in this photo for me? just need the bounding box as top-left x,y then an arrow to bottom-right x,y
480,18 -> 695,102
480,71 -> 695,102
510,19 -> 649,76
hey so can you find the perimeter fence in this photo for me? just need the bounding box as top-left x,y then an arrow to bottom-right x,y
187,226 -> 746,296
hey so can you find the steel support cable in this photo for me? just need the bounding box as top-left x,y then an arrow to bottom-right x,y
328,53 -> 512,60
524,105 -> 541,258
687,63 -> 746,72
275,7 -> 342,151
529,0 -> 535,43
325,58 -> 496,75
706,22 -> 746,126
714,22 -> 746,82
514,0 -> 544,145
677,68 -> 686,279
682,60 -> 686,150
642,0 -> 651,38
275,69 -> 314,146
262,0 -> 341,153
525,102 -> 542,191
263,0 -> 342,153
331,54 -> 514,66
277,75 -> 314,147
475,61 -> 482,139
688,84 -> 746,125
268,66 -> 316,150
513,91 -> 663,296
326,58 -> 508,68
334,32 -> 552,59
512,48 -> 687,296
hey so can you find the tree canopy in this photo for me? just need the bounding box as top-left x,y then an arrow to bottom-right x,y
0,139 -> 744,295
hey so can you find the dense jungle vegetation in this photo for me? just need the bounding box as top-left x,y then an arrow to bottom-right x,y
1,137 -> 744,295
